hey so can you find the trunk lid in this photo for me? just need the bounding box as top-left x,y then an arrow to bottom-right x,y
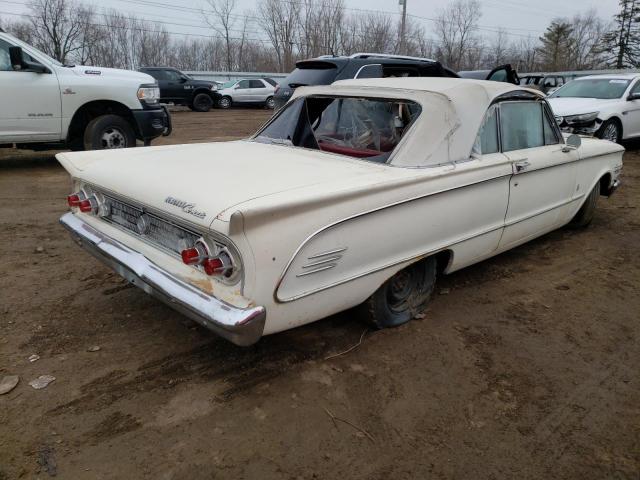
57,141 -> 386,229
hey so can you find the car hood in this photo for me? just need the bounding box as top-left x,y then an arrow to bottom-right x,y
69,65 -> 154,84
546,97 -> 620,116
56,141 -> 387,229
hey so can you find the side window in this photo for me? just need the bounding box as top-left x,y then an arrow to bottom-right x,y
0,39 -> 13,71
165,70 -> 181,81
237,80 -> 250,89
473,105 -> 499,155
500,102 -> 545,151
249,80 -> 264,88
149,70 -> 167,80
542,105 -> 560,145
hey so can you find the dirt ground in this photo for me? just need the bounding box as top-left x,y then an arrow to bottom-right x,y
1,109 -> 639,480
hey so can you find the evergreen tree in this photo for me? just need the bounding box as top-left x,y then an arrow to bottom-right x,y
601,0 -> 640,68
537,20 -> 574,71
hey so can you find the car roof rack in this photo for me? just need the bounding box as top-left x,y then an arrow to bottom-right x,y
349,53 -> 437,63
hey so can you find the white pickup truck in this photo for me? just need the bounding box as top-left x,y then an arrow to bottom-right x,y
0,29 -> 171,151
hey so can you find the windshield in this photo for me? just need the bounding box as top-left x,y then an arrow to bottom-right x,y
222,81 -> 236,88
551,78 -> 631,99
253,95 -> 422,163
283,62 -> 338,88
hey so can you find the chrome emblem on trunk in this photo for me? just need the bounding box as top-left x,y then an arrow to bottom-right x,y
164,196 -> 207,219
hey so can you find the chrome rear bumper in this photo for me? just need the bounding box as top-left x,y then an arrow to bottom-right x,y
60,212 -> 265,346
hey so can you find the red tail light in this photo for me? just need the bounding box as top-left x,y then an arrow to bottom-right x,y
181,247 -> 202,265
78,198 -> 95,213
203,257 -> 224,275
67,194 -> 81,207
180,242 -> 231,277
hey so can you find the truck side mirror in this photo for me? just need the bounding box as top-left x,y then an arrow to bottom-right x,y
8,46 -> 50,74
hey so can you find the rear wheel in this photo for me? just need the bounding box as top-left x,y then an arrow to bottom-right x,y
83,114 -> 135,150
265,96 -> 275,109
597,119 -> 622,143
569,182 -> 599,228
357,258 -> 437,329
192,93 -> 213,112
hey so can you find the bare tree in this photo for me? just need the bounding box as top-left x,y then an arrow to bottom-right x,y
434,0 -> 482,70
27,0 -> 95,64
203,0 -> 237,71
568,10 -> 607,69
258,0 -> 299,72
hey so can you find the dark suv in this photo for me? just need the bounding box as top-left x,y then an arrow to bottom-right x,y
139,67 -> 220,112
274,54 -> 518,110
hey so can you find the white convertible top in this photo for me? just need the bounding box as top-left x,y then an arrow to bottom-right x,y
291,77 -> 544,167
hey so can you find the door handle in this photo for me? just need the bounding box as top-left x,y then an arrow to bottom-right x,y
514,160 -> 531,173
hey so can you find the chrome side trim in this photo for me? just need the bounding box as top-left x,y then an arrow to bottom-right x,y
302,255 -> 343,268
60,213 -> 265,347
296,264 -> 337,277
504,194 -> 583,227
307,247 -> 347,259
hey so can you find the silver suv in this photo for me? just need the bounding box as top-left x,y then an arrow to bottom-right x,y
217,78 -> 276,109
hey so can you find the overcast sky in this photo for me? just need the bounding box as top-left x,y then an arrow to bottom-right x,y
2,0 -> 622,42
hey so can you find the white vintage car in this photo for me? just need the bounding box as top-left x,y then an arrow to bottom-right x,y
58,78 -> 623,346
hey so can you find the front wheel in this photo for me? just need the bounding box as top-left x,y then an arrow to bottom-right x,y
597,119 -> 622,143
218,96 -> 232,109
192,93 -> 213,112
357,258 -> 437,329
83,114 -> 135,150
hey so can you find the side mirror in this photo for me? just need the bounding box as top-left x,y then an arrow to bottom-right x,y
628,93 -> 640,101
563,134 -> 582,152
180,76 -> 188,83
9,46 -> 49,73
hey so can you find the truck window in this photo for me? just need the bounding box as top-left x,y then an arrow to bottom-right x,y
0,39 -> 12,71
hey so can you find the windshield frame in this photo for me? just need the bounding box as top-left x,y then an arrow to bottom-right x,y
550,77 -> 633,100
3,32 -> 63,67
251,93 -> 424,166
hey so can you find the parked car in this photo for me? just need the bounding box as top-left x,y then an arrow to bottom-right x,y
520,74 -> 571,94
273,53 -> 517,110
217,78 -> 276,109
58,77 -> 623,346
138,67 -> 219,112
547,74 -> 640,143
0,30 -> 171,150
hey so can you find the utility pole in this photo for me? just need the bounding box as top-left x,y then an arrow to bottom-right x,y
399,0 -> 407,54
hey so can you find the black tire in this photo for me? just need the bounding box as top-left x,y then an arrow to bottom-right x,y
569,182 -> 599,228
218,96 -> 232,109
357,258 -> 437,329
83,114 -> 136,150
192,93 -> 213,112
265,96 -> 275,109
597,119 -> 622,143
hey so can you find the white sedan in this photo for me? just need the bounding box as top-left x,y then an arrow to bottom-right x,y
547,73 -> 640,143
58,78 -> 623,346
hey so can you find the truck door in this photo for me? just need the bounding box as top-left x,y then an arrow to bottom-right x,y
0,38 -> 61,142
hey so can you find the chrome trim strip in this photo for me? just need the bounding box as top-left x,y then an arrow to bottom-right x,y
60,213 -> 265,347
302,255 -> 342,268
296,264 -> 337,277
505,195 -> 583,227
307,247 -> 347,259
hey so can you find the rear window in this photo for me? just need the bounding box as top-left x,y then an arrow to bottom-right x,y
253,95 -> 421,163
283,61 -> 339,87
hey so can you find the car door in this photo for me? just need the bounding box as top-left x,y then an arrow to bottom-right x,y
233,80 -> 251,103
249,79 -> 269,102
485,64 -> 519,85
622,79 -> 640,138
165,69 -> 189,100
0,38 -> 61,142
148,69 -> 173,101
498,99 -> 578,250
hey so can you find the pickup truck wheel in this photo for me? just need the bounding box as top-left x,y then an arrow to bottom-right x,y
359,257 -> 437,329
569,182 -> 599,228
83,114 -> 135,150
192,93 -> 213,112
219,96 -> 232,109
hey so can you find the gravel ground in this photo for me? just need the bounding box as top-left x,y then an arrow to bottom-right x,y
0,109 -> 639,479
